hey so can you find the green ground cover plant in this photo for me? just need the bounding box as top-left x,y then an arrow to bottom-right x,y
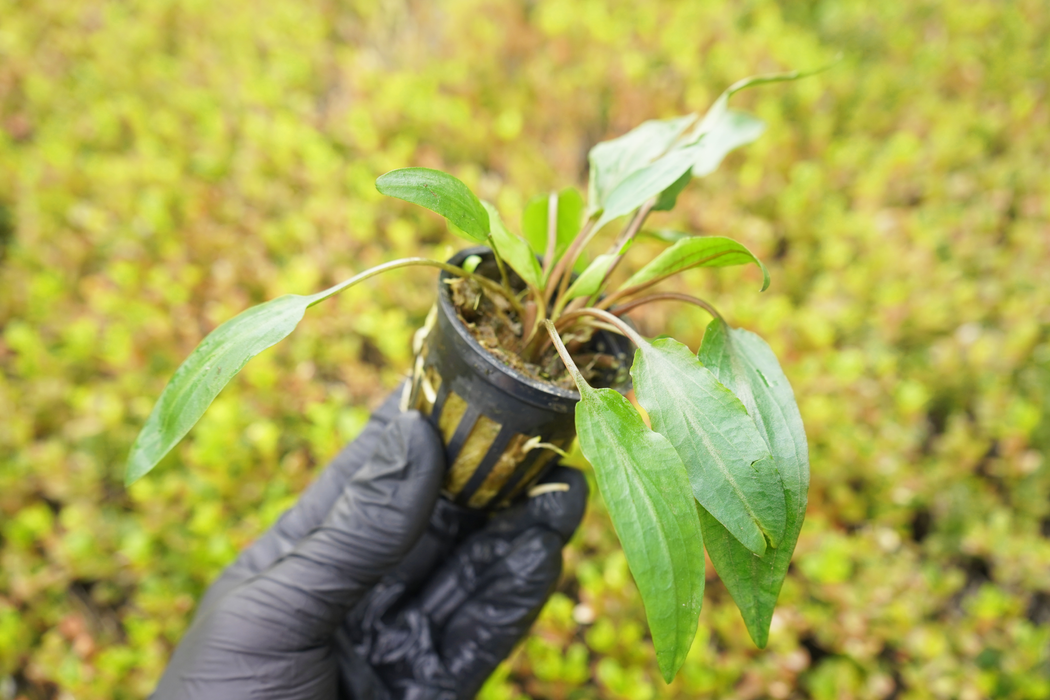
1,0 -> 1049,698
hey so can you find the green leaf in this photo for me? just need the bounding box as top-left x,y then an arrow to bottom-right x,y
585,68 -> 821,225
688,109 -> 765,178
376,167 -> 490,243
571,373 -> 705,682
125,292 -> 324,485
125,257 -> 474,486
619,236 -> 770,292
563,253 -> 615,302
522,187 -> 584,270
482,201 -> 542,290
593,141 -> 704,233
639,228 -> 692,244
462,255 -> 483,274
679,68 -> 826,180
652,168 -> 692,212
631,337 -> 786,556
696,319 -> 809,648
587,115 -> 695,216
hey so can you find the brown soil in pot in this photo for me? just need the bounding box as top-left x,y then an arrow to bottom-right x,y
445,258 -> 630,392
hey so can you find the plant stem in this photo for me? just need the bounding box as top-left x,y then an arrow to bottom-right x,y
521,290 -> 548,349
543,320 -> 588,390
545,216 -> 596,309
308,257 -> 526,319
541,191 -> 558,280
593,197 -> 656,297
610,292 -> 723,321
487,236 -> 514,296
556,307 -> 647,347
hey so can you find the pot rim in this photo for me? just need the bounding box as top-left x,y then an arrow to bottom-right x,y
438,246 -> 584,405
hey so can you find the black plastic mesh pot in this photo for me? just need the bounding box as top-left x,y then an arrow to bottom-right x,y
406,247 -> 632,510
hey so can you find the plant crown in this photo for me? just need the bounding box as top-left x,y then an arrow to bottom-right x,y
125,70 -> 814,682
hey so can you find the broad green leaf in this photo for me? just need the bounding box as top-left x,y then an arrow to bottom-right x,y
571,370 -> 705,682
652,168 -> 692,212
632,337 -> 786,556
620,236 -> 770,292
688,109 -> 765,178
563,253 -> 615,302
697,319 -> 809,648
587,115 -> 695,216
376,168 -> 490,243
125,292 -> 325,485
522,187 -> 584,270
482,201 -> 542,290
594,141 -> 705,232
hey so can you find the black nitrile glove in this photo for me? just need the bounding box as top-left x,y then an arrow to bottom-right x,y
153,389 -> 588,700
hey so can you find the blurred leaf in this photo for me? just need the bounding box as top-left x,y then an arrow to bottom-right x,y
566,344 -> 704,683
588,70 -> 814,224
482,201 -> 542,290
522,188 -> 585,272
687,110 -> 765,178
632,337 -> 786,555
652,168 -> 692,212
587,115 -> 696,216
639,228 -> 692,244
620,236 -> 770,292
462,255 -> 483,273
697,319 -> 809,647
563,253 -> 616,302
376,168 -> 490,243
594,141 -> 706,232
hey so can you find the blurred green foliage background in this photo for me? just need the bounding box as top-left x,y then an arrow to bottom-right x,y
1,0 -> 1048,697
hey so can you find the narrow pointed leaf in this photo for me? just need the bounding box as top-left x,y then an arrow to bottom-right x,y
482,201 -> 542,290
376,168 -> 490,243
697,319 -> 809,648
593,141 -> 704,233
126,257 -> 462,486
522,187 -> 584,270
563,253 -> 616,302
632,337 -> 786,555
620,236 -> 770,292
690,69 -> 816,148
587,115 -> 696,216
125,291 -> 326,485
572,377 -> 705,682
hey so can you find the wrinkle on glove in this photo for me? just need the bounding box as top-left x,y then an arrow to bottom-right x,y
338,466 -> 589,700
154,410 -> 444,700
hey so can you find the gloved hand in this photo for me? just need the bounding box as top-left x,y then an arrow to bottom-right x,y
153,389 -> 588,700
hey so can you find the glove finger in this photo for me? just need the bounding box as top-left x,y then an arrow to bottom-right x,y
414,465 -> 588,627
230,410 -> 445,649
201,386 -> 406,608
332,468 -> 587,700
439,528 -> 564,698
483,465 -> 589,543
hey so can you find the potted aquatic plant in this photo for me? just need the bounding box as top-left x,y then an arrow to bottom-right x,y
126,71 -> 811,682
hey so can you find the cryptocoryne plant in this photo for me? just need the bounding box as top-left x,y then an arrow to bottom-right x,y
127,70 -> 812,682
